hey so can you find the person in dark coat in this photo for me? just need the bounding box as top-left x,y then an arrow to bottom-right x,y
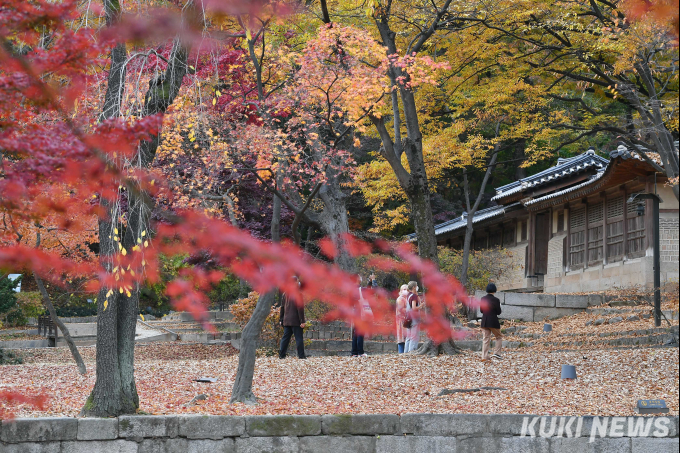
278,277 -> 307,359
480,283 -> 503,361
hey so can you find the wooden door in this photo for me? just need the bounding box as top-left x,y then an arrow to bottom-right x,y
534,212 -> 549,275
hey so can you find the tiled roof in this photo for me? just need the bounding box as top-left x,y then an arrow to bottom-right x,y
407,202 -> 521,240
492,149 -> 609,201
524,169 -> 606,206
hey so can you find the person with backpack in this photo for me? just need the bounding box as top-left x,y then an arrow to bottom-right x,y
480,282 -> 503,361
404,281 -> 421,353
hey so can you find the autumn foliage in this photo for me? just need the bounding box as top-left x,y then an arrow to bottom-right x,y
0,0 -> 477,415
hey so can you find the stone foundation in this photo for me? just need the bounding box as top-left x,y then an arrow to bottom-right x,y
474,292 -> 604,322
1,414 -> 677,453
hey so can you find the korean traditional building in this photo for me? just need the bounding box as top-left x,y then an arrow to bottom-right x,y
426,145 -> 679,293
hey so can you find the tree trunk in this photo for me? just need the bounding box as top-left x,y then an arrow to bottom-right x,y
82,0 -> 134,412
230,291 -> 276,404
34,273 -> 86,375
83,8 -> 193,416
414,338 -> 461,356
407,180 -> 439,267
514,139 -> 526,180
460,145 -> 500,320
230,185 -> 284,404
82,203 -> 137,416
271,185 -> 281,242
317,174 -> 356,273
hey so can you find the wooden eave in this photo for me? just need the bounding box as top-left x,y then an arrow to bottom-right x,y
525,158 -> 660,212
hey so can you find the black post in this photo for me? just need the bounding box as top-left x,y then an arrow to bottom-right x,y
627,193 -> 662,327
652,197 -> 661,327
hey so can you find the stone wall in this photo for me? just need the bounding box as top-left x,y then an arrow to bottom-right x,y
474,291 -> 602,322
547,233 -> 566,281
496,244 -> 528,291
1,414 -> 677,453
660,214 -> 679,265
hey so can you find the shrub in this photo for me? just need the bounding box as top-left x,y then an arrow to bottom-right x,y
0,348 -> 23,365
16,292 -> 44,319
438,246 -> 519,293
0,276 -> 25,326
229,292 -> 282,342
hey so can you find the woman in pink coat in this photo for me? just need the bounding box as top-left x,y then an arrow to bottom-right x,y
395,284 -> 409,353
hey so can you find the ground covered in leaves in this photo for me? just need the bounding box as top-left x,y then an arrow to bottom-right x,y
2,343 -> 677,418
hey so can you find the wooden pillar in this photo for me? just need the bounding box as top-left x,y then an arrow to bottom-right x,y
645,177 -> 655,254
583,198 -> 589,269
602,192 -> 608,265
623,187 -> 629,259
565,205 -> 571,272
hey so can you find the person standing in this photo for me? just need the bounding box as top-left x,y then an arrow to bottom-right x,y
278,277 -> 307,359
404,281 -> 421,353
367,273 -> 378,289
480,283 -> 503,361
395,284 -> 409,353
351,275 -> 371,357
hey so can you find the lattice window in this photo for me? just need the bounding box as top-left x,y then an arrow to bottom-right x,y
569,207 -> 586,266
606,196 -> 624,261
627,213 -> 646,257
608,196 -> 624,218
571,207 -> 586,229
587,202 -> 604,262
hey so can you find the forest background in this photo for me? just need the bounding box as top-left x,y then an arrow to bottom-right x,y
2,0 -> 677,321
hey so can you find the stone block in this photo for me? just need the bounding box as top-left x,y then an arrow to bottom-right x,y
1,417 -> 78,443
499,436 -> 551,452
0,442 -> 61,453
486,414 -> 533,435
187,439 -> 235,453
498,305 -> 534,322
299,435 -> 376,453
322,414 -> 399,435
62,440 -> 138,453
118,416 -> 178,439
456,437 -> 503,451
672,416 -> 679,437
77,418 -> 118,440
534,307 -> 583,321
505,293 -> 556,307
246,415 -> 321,436
235,436 -> 299,453
376,435 -> 457,453
137,438 -> 188,453
365,342 -> 385,352
632,437 -> 680,453
551,437 -> 631,453
325,340 -> 350,351
178,415 -> 244,439
556,295 -> 590,309
401,414 -> 489,436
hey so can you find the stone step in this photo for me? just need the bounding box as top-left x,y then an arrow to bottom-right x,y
161,311 -> 233,322
537,332 -> 678,349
